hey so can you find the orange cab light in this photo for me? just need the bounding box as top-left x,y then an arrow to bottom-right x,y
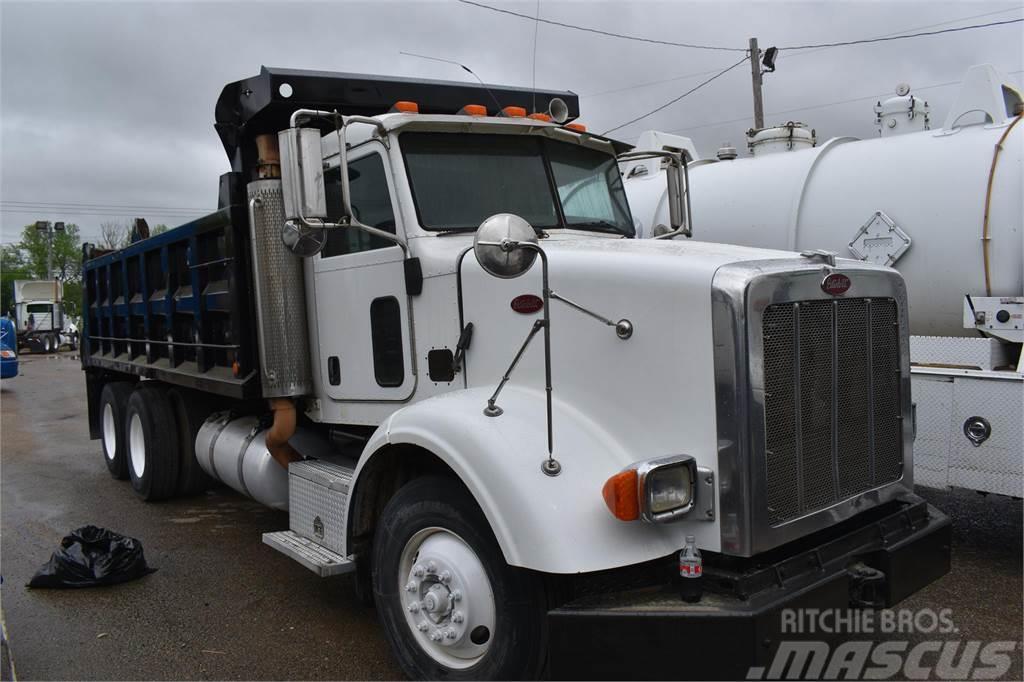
391,100 -> 419,113
232,360 -> 241,377
566,122 -> 587,132
602,469 -> 640,521
459,104 -> 488,117
528,112 -> 552,122
500,106 -> 528,118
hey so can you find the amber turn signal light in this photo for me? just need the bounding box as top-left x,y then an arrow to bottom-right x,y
602,469 -> 639,521
527,112 -> 552,122
459,104 -> 488,117
391,100 -> 419,113
566,122 -> 587,132
500,106 -> 528,117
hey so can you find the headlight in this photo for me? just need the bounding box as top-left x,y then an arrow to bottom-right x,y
602,455 -> 697,523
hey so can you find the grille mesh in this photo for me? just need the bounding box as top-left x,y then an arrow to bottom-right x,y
762,298 -> 902,525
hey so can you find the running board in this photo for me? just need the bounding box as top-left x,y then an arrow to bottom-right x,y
262,530 -> 355,577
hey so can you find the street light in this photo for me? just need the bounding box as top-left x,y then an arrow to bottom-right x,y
34,220 -> 65,280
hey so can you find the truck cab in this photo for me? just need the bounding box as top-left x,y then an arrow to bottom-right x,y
81,67 -> 950,680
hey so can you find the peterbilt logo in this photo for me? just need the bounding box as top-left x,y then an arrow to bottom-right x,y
821,273 -> 851,296
511,294 -> 544,314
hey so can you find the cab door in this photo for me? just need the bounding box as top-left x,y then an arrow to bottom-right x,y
312,144 -> 415,401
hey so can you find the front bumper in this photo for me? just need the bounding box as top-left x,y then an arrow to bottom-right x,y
547,494 -> 950,680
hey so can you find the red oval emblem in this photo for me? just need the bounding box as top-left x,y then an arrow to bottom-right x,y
511,294 -> 544,314
821,273 -> 851,296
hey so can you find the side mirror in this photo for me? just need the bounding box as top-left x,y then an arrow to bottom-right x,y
279,127 -> 327,223
473,214 -> 539,279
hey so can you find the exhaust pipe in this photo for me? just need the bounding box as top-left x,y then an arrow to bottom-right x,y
266,398 -> 303,469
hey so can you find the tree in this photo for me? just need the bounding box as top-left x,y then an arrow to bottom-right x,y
152,224 -> 169,236
99,220 -> 130,250
1,244 -> 32,317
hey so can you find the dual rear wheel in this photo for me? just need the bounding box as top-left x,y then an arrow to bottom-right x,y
99,381 -> 213,500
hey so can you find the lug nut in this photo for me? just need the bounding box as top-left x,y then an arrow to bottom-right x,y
430,630 -> 443,642
452,611 -> 464,624
440,570 -> 452,583
408,602 -> 420,613
451,590 -> 462,602
406,581 -> 417,592
417,622 -> 429,632
426,561 -> 437,573
445,629 -> 457,639
413,564 -> 425,577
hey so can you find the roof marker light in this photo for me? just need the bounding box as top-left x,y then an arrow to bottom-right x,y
500,106 -> 528,118
566,122 -> 587,133
391,101 -> 419,113
527,113 -> 552,122
459,104 -> 488,117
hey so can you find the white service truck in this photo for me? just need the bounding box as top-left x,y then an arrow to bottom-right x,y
626,64 -> 1023,500
12,279 -> 78,353
81,66 -> 949,680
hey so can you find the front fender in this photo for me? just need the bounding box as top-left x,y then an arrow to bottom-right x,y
351,386 -> 703,574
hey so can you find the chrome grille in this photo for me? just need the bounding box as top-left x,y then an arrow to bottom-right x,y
762,298 -> 902,525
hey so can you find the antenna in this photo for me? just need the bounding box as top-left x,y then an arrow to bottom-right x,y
531,0 -> 541,115
399,51 -> 504,113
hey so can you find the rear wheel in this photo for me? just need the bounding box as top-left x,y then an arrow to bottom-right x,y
126,384 -> 180,501
372,476 -> 550,680
167,387 -> 216,496
100,382 -> 133,479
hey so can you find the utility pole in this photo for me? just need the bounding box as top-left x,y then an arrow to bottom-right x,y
749,37 -> 765,130
34,220 -> 65,280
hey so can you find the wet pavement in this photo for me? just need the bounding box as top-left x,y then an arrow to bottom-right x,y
1,353 -> 1022,680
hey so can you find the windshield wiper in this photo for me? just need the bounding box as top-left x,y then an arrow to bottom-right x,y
561,220 -> 629,235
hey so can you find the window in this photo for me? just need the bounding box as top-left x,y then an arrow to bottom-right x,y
401,132 -> 634,236
322,153 -> 397,258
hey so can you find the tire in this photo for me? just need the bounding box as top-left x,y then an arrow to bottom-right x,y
125,383 -> 181,501
99,382 -> 133,480
373,476 -> 550,680
42,334 -> 53,353
166,387 -> 216,496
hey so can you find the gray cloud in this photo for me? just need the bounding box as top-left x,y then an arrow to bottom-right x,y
2,0 -> 1021,243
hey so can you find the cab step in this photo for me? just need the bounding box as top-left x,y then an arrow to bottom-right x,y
262,530 -> 355,577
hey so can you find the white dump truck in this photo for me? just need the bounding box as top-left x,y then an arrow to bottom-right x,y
12,279 -> 78,353
81,66 -> 949,680
626,64 -> 1023,500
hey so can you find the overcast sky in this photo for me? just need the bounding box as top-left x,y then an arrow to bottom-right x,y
2,0 -> 1021,244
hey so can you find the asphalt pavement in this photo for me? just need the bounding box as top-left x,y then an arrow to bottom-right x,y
1,353 -> 1021,680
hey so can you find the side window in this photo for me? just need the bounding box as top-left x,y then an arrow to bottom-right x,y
322,153 -> 397,258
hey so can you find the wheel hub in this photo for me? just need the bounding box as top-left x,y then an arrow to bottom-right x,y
398,528 -> 495,668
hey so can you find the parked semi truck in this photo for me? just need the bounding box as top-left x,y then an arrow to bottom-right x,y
12,279 -> 78,353
81,66 -> 950,680
625,64 -> 1023,500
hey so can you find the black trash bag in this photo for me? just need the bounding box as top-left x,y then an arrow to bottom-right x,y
28,525 -> 156,588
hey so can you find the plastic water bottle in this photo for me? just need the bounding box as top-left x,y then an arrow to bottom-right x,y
678,535 -> 703,603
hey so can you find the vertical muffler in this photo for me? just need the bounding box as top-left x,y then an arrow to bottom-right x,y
195,413 -> 289,510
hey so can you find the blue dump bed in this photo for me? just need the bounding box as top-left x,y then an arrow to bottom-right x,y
81,206 -> 260,398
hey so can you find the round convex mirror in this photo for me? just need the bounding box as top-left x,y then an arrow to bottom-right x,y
473,214 -> 539,279
281,222 -> 327,257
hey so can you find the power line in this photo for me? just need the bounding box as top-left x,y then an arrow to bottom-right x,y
603,56 -> 749,135
582,7 -> 1024,99
778,17 -> 1023,51
457,0 -> 747,52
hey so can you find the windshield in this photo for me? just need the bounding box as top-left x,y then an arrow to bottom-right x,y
401,132 -> 634,236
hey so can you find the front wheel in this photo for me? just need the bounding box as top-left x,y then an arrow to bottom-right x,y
372,476 -> 550,680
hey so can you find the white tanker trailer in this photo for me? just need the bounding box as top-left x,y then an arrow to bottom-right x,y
624,64 -> 1023,498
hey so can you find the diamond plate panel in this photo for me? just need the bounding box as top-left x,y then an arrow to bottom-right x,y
910,335 -> 1013,371
288,460 -> 351,555
248,180 -> 313,397
948,377 -> 1024,497
910,375 -> 954,489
